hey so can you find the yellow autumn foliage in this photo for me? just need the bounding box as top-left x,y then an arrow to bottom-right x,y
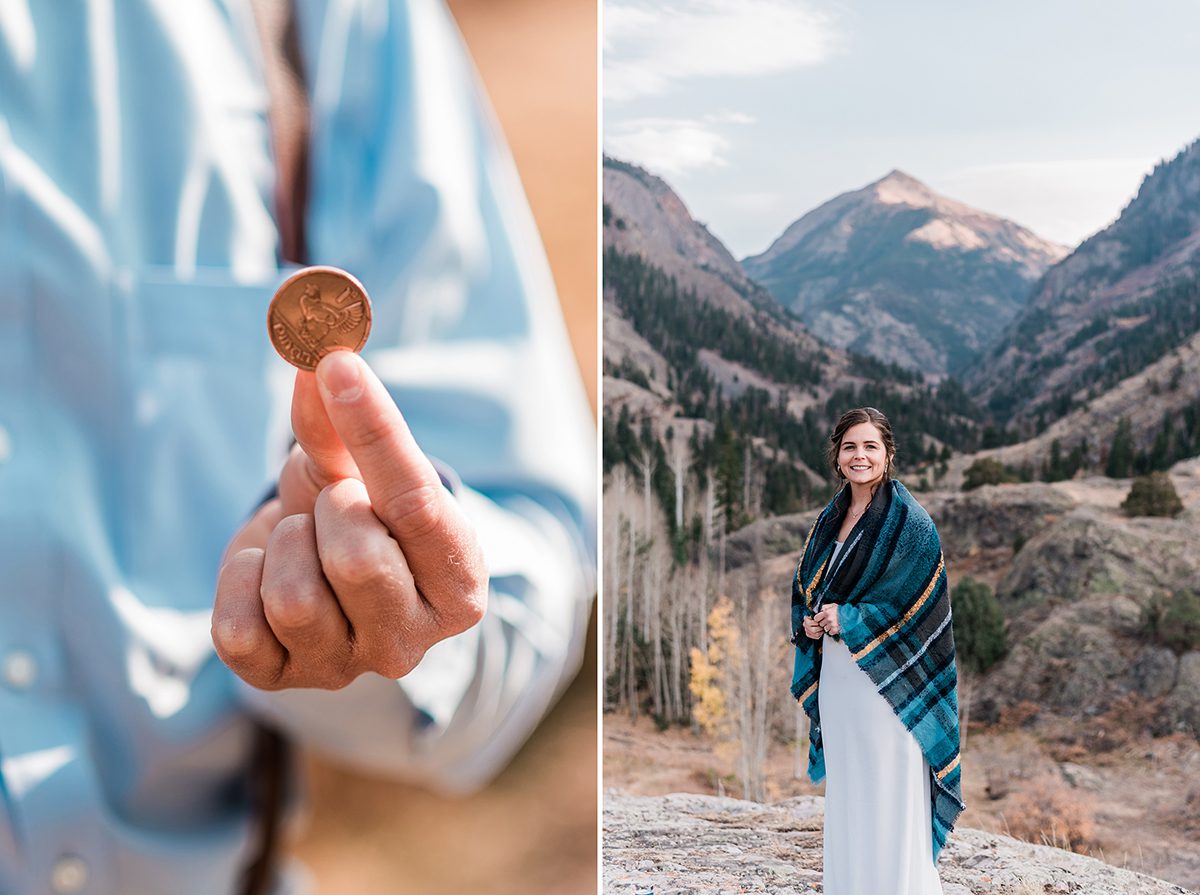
688,594 -> 739,737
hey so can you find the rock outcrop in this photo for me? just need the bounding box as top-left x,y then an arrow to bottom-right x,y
604,791 -> 1196,895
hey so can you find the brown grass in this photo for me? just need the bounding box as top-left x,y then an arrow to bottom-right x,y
1000,778 -> 1097,854
998,699 -> 1041,728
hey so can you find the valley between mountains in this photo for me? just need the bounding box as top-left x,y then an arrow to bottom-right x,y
602,140 -> 1200,890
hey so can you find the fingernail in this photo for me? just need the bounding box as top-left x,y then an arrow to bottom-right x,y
317,350 -> 363,402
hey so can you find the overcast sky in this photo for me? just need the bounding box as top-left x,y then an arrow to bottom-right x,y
604,0 -> 1200,259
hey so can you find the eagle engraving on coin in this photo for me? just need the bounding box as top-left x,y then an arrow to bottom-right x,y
268,266 -> 372,370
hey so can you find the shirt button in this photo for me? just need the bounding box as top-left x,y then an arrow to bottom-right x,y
2,650 -> 36,690
50,855 -> 88,894
0,424 -> 11,462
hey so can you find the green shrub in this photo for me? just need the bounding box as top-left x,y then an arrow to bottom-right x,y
963,457 -> 1019,491
963,457 -> 1003,489
1121,471 -> 1183,517
952,576 -> 1007,673
1141,589 -> 1200,653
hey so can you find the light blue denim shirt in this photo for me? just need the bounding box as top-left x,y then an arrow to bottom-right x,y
0,1 -> 596,892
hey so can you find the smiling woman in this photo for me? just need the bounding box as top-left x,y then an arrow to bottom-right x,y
793,407 -> 963,894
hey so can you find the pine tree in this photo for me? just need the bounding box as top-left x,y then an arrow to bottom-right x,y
1105,417 -> 1134,478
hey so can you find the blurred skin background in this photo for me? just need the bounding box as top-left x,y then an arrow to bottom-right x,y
288,2 -> 598,893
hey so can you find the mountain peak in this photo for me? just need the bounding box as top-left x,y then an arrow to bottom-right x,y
742,167 -> 1068,377
870,169 -> 938,207
879,168 -> 921,184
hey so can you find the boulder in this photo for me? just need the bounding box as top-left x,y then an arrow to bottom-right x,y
1162,651 -> 1200,739
1132,646 -> 1180,698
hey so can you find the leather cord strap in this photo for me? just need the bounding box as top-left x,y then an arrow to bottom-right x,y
250,0 -> 311,265
236,725 -> 291,895
237,4 -> 311,893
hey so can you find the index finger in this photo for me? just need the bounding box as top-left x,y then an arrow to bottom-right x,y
275,370 -> 362,516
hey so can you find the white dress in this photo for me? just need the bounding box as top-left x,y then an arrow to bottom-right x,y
817,540 -> 943,895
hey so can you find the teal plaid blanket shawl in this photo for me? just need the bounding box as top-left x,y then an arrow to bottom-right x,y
790,477 -> 964,862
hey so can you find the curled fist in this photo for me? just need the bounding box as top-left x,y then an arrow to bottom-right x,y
212,350 -> 488,690
801,615 -> 824,640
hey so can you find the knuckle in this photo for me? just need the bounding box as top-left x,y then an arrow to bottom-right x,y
218,547 -> 265,585
378,483 -> 445,540
373,641 -> 424,680
415,559 -> 487,635
319,477 -> 367,512
273,512 -> 316,545
353,413 -> 395,455
212,616 -> 262,661
261,580 -> 325,631
367,628 -> 429,676
446,585 -> 487,632
322,540 -> 393,589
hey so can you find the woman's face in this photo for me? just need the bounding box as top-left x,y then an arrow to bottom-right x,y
839,421 -> 889,486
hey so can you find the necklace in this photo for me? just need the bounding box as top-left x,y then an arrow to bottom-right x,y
845,484 -> 875,520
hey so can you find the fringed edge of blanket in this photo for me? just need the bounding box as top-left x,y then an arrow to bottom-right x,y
839,558 -> 967,863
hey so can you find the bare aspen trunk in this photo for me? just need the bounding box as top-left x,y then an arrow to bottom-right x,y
670,573 -> 684,722
649,544 -> 664,720
672,436 -> 686,532
604,469 -> 625,708
751,597 -> 771,801
639,457 -> 654,641
625,500 -> 638,721
717,515 -> 726,604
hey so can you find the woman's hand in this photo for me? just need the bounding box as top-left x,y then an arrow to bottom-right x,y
814,603 -> 840,636
802,615 -> 824,640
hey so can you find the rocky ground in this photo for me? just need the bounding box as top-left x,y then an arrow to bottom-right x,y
604,791 -> 1197,895
604,714 -> 1200,891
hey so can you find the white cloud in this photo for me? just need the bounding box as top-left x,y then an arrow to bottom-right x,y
934,157 -> 1158,247
604,0 -> 836,102
605,119 -> 729,178
606,113 -> 755,178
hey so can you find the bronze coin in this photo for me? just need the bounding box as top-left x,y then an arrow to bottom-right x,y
267,266 -> 372,371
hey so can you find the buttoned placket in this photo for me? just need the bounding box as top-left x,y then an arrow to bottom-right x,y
0,117 -> 116,893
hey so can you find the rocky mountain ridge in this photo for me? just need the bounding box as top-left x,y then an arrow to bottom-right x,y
604,157 -> 789,320
964,137 -> 1200,429
742,169 -> 1068,377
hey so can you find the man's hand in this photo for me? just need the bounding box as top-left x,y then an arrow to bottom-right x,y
212,350 -> 488,690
